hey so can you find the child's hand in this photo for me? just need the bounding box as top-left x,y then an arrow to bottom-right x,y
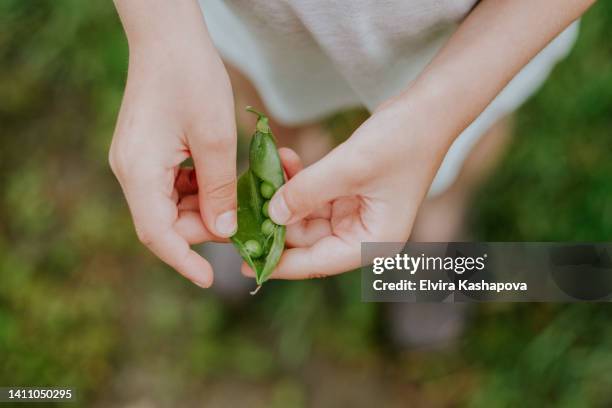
243,98 -> 452,279
109,6 -> 237,288
247,0 -> 595,280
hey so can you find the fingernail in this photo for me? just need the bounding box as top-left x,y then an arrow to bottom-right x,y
269,194 -> 291,224
216,210 -> 237,237
192,279 -> 211,289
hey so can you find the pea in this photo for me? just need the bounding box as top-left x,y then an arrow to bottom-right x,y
261,219 -> 275,236
260,181 -> 275,199
244,240 -> 263,258
231,107 -> 287,289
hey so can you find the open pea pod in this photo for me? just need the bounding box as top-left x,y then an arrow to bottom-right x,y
231,107 -> 286,291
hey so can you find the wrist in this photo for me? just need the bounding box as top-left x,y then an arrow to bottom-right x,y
375,79 -> 458,164
401,76 -> 463,144
115,0 -> 214,56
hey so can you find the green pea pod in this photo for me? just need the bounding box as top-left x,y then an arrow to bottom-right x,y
231,107 -> 286,292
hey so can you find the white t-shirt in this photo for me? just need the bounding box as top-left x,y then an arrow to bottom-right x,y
200,0 -> 578,195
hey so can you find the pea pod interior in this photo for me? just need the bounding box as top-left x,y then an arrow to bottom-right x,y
231,107 -> 286,286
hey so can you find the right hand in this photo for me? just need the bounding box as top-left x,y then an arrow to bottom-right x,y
243,98 -> 452,280
109,5 -> 237,288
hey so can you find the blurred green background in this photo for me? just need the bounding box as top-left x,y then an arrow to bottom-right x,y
1,1 -> 611,407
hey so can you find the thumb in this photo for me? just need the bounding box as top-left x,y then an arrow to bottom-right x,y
268,148 -> 355,225
191,131 -> 238,238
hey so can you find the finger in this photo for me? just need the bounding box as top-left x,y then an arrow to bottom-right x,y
174,210 -> 228,244
175,167 -> 198,195
278,147 -> 303,179
274,237 -> 360,279
126,186 -> 214,288
306,203 -> 332,220
190,123 -> 238,239
285,218 -> 331,248
268,145 -> 355,225
178,194 -> 199,211
278,147 -> 331,223
241,261 -> 255,278
280,147 -> 334,224
242,235 -> 360,280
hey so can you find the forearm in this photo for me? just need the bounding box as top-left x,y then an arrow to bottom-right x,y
400,0 -> 594,146
113,0 -> 215,54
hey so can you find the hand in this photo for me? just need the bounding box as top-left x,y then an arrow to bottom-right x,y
242,99 -> 453,279
109,8 -> 237,288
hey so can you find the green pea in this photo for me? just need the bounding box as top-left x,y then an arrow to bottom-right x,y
261,219 -> 275,236
231,107 -> 287,288
260,181 -> 275,199
244,240 -> 263,258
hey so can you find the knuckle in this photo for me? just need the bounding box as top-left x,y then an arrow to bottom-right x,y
203,176 -> 236,202
283,183 -> 309,215
108,137 -> 153,185
108,138 -> 134,178
108,151 -> 117,174
108,143 -> 122,175
134,225 -> 155,247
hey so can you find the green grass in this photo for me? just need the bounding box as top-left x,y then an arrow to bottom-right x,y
0,1 -> 611,406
